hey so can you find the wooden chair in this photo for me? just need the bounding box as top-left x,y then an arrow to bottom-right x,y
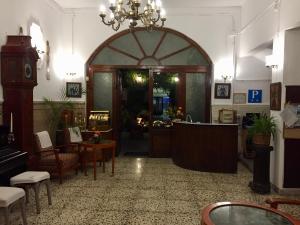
35,131 -> 80,184
266,197 -> 300,209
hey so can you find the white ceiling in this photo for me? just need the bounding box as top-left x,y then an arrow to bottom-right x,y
53,0 -> 244,9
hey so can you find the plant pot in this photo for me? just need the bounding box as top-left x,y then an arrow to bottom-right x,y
252,134 -> 271,146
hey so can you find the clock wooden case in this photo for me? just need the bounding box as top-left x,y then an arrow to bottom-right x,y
1,36 -> 39,164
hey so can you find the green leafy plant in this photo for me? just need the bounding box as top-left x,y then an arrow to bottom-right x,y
43,88 -> 75,134
249,114 -> 277,139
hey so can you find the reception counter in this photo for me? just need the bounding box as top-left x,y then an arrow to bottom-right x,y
172,122 -> 238,173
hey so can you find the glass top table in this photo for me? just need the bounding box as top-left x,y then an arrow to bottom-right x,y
201,202 -> 300,225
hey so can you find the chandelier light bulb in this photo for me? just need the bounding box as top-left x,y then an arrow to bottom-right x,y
156,0 -> 162,8
117,4 -> 121,12
99,5 -> 106,15
110,12 -> 115,19
161,8 -> 166,18
151,2 -> 156,10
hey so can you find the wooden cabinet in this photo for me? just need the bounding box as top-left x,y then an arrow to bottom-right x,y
150,127 -> 172,157
1,36 -> 38,166
284,86 -> 300,188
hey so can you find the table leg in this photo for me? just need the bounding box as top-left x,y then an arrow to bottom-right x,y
84,147 -> 87,176
112,144 -> 115,176
93,148 -> 97,180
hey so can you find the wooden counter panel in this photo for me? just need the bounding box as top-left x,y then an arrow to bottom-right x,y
172,123 -> 238,173
150,127 -> 172,158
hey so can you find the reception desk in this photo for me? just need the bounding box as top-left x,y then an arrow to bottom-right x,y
172,122 -> 238,173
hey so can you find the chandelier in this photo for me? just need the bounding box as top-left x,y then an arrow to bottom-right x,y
99,0 -> 166,31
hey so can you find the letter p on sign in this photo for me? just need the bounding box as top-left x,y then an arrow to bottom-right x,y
248,90 -> 262,103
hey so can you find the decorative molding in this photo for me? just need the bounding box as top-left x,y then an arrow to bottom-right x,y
239,1 -> 278,34
45,0 -> 65,13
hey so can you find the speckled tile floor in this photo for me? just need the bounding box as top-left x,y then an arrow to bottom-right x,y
3,157 -> 300,225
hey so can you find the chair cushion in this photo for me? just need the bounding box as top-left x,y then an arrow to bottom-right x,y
40,153 -> 79,169
10,171 -> 50,186
0,187 -> 25,207
69,127 -> 83,143
36,131 -> 53,149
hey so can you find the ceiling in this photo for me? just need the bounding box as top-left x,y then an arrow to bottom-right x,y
53,0 -> 244,9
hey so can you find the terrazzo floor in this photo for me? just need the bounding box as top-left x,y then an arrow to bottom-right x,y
4,157 -> 300,225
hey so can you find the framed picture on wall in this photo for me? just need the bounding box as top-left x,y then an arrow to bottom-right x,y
270,82 -> 282,110
215,83 -> 231,99
66,82 -> 82,98
233,93 -> 247,104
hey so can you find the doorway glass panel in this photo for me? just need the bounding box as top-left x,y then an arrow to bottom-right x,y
153,73 -> 179,121
186,73 -> 206,123
93,72 -> 113,126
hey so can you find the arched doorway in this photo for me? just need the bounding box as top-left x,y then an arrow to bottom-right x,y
86,27 -> 213,155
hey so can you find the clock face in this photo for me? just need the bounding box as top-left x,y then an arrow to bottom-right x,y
24,63 -> 32,79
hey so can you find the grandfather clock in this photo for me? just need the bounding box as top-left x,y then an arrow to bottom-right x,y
1,36 -> 39,164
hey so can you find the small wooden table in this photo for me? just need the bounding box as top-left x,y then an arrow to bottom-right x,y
80,140 -> 116,180
201,202 -> 300,225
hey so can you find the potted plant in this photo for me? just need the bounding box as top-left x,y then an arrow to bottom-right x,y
249,114 -> 277,146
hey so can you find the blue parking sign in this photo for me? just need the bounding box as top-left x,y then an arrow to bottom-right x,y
248,90 -> 262,103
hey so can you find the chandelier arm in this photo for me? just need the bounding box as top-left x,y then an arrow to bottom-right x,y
150,12 -> 161,23
112,21 -> 121,31
99,15 -> 115,26
160,19 -> 165,28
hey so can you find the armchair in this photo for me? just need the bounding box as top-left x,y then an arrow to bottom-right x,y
35,131 -> 79,184
266,197 -> 300,209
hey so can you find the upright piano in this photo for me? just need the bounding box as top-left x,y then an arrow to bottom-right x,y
0,125 -> 27,185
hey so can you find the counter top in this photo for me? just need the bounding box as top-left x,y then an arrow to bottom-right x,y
174,121 -> 238,126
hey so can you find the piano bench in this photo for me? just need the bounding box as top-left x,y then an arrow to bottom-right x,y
0,187 -> 27,225
10,171 -> 52,214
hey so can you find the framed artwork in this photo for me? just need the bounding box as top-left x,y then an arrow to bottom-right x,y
270,82 -> 282,110
215,83 -> 231,99
66,82 -> 82,98
233,93 -> 247,104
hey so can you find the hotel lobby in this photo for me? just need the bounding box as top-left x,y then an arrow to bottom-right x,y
0,0 -> 300,224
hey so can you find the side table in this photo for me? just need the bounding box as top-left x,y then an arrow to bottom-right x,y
81,140 -> 116,180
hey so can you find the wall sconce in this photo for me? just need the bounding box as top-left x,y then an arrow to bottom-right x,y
221,75 -> 232,83
265,55 -> 278,68
29,23 -> 46,69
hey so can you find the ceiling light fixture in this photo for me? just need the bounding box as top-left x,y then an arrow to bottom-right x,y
99,0 -> 166,31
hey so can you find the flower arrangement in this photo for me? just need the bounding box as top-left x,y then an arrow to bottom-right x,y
166,106 -> 184,120
92,131 -> 103,144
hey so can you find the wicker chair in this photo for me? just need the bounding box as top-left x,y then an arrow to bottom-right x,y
35,131 -> 79,184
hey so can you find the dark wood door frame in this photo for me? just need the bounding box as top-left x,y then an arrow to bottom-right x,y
86,65 -> 211,127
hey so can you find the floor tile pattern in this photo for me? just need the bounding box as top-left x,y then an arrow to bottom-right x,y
3,157 -> 300,225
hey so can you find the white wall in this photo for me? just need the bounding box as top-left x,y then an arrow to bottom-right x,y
240,0 -> 300,55
284,28 -> 300,85
270,31 -> 285,189
240,0 -> 300,190
0,0 -> 85,102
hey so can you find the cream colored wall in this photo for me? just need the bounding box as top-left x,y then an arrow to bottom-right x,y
211,104 -> 270,123
33,101 -> 85,137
